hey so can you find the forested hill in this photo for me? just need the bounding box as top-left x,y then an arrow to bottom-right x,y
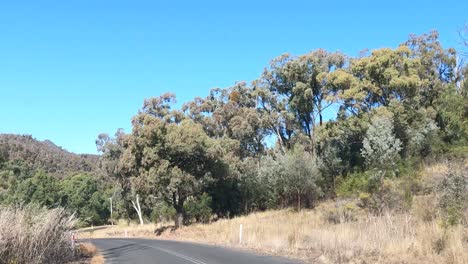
0,134 -> 99,178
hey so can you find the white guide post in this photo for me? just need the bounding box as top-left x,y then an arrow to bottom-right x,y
239,224 -> 243,244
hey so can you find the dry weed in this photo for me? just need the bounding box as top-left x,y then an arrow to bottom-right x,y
0,205 -> 76,264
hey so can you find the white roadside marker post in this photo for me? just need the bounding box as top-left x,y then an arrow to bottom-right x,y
239,224 -> 243,244
125,229 -> 128,238
71,232 -> 75,248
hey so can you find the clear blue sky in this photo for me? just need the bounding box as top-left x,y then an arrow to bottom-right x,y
1,0 -> 466,154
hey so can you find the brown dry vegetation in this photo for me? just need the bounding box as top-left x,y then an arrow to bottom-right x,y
0,206 -> 76,264
76,243 -> 104,264
79,162 -> 467,264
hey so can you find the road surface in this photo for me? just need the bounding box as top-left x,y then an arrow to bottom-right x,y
89,238 -> 300,264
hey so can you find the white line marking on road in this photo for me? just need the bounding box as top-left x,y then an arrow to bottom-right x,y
116,239 -> 208,264
147,245 -> 208,264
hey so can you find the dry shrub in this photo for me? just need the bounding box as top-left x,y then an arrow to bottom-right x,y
318,200 -> 361,224
77,243 -> 103,264
0,205 -> 75,264
78,243 -> 97,258
90,254 -> 105,264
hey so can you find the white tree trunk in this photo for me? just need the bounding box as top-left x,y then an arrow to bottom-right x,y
131,194 -> 144,226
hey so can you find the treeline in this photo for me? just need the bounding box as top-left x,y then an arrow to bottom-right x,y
0,135 -> 109,226
0,31 -> 466,227
97,31 -> 467,227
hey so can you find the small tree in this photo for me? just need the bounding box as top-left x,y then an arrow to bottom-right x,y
361,111 -> 402,175
360,110 -> 403,214
260,147 -> 322,210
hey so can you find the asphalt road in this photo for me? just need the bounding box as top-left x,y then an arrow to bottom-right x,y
89,238 -> 300,264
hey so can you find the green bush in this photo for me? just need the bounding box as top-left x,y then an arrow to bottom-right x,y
184,193 -> 213,224
336,172 -> 373,197
151,202 -> 176,223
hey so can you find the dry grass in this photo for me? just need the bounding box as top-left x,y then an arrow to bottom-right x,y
79,243 -> 98,258
77,243 -> 104,264
0,205 -> 76,264
90,254 -> 105,264
154,208 -> 466,264
77,220 -> 158,239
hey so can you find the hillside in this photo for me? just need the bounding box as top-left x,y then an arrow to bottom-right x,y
0,134 -> 100,178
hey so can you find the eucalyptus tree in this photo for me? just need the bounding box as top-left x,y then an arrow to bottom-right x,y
125,94 -> 228,227
96,129 -> 134,222
258,50 -> 346,153
184,83 -> 268,159
405,31 -> 458,106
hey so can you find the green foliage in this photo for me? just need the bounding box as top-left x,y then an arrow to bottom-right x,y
435,85 -> 468,144
60,174 -> 109,226
361,110 -> 402,172
184,193 -> 213,224
259,147 -> 322,210
336,172 -> 373,197
8,170 -> 60,206
151,202 -> 176,223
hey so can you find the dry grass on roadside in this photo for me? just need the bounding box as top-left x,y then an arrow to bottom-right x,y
77,220 -> 159,239
78,243 -> 104,264
90,254 -> 105,264
0,205 -> 76,264
79,243 -> 98,258
156,208 -> 466,264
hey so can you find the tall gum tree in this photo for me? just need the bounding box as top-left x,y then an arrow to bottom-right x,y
126,94 -> 228,227
258,50 -> 345,154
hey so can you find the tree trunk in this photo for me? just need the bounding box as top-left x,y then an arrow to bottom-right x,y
172,191 -> 187,228
174,204 -> 186,228
131,194 -> 144,226
175,212 -> 184,228
297,190 -> 301,211
275,127 -> 285,153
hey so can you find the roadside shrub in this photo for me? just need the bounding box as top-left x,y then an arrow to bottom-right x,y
184,193 -> 213,224
0,205 -> 76,264
437,166 -> 467,226
336,171 -> 372,197
259,147 -> 322,210
151,202 -> 176,223
320,200 -> 361,224
357,179 -> 409,215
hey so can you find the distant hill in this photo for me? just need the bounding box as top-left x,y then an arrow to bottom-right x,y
0,134 -> 100,178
